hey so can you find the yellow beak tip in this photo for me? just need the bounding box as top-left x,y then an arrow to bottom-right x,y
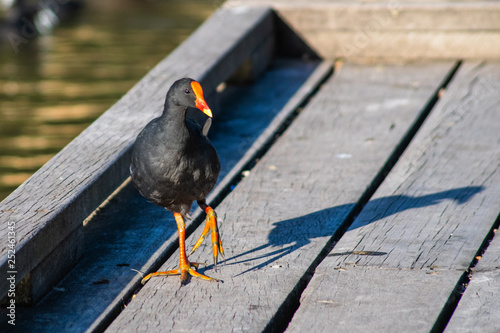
204,108 -> 213,118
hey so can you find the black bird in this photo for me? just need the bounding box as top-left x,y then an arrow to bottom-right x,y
130,78 -> 224,284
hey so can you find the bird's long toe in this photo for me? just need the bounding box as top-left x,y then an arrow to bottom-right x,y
141,261 -> 219,285
141,268 -> 180,284
207,207 -> 224,268
189,205 -> 224,268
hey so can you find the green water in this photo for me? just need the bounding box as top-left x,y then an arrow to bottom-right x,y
0,0 -> 216,200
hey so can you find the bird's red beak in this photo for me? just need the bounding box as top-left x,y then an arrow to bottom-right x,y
191,81 -> 212,118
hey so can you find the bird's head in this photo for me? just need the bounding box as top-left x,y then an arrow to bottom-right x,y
168,78 -> 212,117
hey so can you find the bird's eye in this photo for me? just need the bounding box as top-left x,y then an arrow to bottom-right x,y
184,89 -> 190,94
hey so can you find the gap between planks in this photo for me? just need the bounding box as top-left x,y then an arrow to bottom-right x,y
444,213 -> 500,333
0,60 -> 332,333
285,61 -> 500,333
0,6 -> 275,302
104,62 -> 458,333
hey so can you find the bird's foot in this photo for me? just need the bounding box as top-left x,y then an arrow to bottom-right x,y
141,261 -> 219,285
189,206 -> 225,268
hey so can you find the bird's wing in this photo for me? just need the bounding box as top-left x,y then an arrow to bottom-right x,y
202,117 -> 212,136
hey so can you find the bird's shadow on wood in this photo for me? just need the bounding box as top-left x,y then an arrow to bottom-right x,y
225,186 -> 484,276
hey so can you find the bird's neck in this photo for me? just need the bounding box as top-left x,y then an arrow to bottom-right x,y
161,100 -> 187,123
159,102 -> 189,140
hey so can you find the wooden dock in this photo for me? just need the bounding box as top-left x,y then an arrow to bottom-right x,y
1,1 -> 500,332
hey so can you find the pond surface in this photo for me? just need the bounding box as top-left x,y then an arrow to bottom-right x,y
0,0 -> 216,200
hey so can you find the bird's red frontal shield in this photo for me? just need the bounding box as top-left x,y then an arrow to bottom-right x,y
191,81 -> 212,117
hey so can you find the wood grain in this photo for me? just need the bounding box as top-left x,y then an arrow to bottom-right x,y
105,62 -> 454,332
446,222 -> 500,332
285,62 -> 500,332
1,60 -> 329,333
0,6 -> 274,302
226,1 -> 500,61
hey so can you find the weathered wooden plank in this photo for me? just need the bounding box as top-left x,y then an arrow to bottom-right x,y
226,1 -> 500,60
105,62 -> 455,332
445,222 -> 500,333
298,31 -> 500,62
1,59 -> 329,333
290,267 -> 459,332
0,6 -> 274,302
285,62 -> 500,332
228,0 -> 500,30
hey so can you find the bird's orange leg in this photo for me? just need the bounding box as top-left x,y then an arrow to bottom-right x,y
189,203 -> 224,267
141,212 -> 219,285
